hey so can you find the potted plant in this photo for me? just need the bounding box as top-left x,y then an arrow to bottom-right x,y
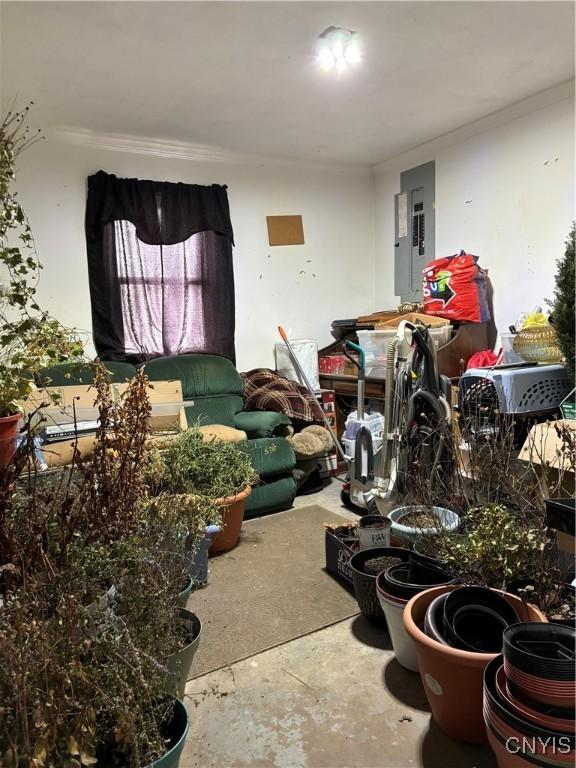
349,546 -> 410,625
0,363 -> 195,767
155,429 -> 258,553
165,608 -> 202,699
387,504 -> 459,546
0,105 -> 83,467
403,584 -> 546,744
357,514 -> 392,550
423,504 -> 550,590
143,455 -> 221,581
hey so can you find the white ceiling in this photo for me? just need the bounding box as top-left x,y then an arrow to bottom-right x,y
1,1 -> 574,167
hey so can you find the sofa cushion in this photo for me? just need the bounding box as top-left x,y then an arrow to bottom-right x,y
183,396 -> 244,429
233,410 -> 291,439
241,437 -> 295,479
144,354 -> 243,400
244,475 -> 297,517
198,424 -> 247,443
37,360 -> 137,386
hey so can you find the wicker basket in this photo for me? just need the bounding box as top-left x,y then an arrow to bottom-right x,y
512,325 -> 563,364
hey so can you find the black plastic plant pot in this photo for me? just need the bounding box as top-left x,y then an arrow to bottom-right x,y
451,605 -> 510,653
382,562 -> 454,601
349,547 -> 410,626
483,656 -> 576,752
503,623 -> 576,681
443,586 -> 519,653
423,592 -> 450,645
408,551 -> 450,583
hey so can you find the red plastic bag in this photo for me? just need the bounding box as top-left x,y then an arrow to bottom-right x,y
423,251 -> 490,323
467,350 -> 499,370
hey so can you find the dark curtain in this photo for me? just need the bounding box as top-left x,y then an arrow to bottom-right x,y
85,170 -> 235,363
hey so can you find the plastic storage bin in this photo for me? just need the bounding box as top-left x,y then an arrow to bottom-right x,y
500,332 -> 524,364
357,326 -> 452,377
275,340 -> 319,390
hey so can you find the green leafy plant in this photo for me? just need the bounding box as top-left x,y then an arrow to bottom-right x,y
550,223 -> 575,382
0,364 -> 192,767
158,428 -> 258,501
432,504 -> 545,589
0,104 -> 83,417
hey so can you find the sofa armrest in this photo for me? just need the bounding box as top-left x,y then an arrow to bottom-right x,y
234,410 -> 291,439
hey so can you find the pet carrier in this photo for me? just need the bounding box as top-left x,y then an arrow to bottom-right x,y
458,364 -> 572,437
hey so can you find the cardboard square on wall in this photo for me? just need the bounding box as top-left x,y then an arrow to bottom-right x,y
266,215 -> 305,246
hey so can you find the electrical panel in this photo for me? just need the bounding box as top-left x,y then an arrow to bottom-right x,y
394,161 -> 435,302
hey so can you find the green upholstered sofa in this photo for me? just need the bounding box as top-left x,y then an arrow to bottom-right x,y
38,355 -> 297,517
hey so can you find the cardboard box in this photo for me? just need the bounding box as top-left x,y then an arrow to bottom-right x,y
38,406 -> 188,468
23,380 -> 183,414
518,420 -> 575,497
324,524 -> 358,587
26,380 -> 187,468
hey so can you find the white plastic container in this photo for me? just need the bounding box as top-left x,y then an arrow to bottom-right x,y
376,590 -> 419,671
342,435 -> 383,460
357,326 -> 452,378
500,332 -> 524,364
275,339 -> 319,391
387,505 -> 459,545
343,411 -> 385,440
358,516 -> 392,550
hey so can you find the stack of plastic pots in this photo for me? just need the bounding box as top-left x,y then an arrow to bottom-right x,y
503,623 -> 575,709
403,585 -> 547,743
483,623 -> 576,766
349,547 -> 410,626
375,554 -> 454,671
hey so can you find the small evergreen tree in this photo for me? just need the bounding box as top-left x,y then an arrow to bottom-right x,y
551,224 -> 575,383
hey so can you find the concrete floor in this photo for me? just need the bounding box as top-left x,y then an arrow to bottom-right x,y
181,479 -> 497,768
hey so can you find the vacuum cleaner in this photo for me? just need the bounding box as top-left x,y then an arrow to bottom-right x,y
340,340 -> 385,512
375,321 -> 453,505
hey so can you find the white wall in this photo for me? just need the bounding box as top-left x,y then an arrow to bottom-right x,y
13,139 -> 375,370
12,82 -> 574,371
375,83 -> 575,343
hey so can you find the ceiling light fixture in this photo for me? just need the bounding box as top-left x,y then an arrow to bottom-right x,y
317,26 -> 361,73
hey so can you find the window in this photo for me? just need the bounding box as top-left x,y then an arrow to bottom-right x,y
86,171 -> 235,362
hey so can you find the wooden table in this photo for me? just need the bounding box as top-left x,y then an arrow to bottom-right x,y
319,373 -> 386,400
319,373 -> 386,440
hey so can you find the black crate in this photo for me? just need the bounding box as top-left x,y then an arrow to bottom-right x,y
324,525 -> 358,588
546,497 -> 575,537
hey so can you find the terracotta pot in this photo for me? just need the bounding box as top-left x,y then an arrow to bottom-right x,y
483,657 -> 575,767
0,413 -> 20,469
485,722 -> 536,768
403,585 -> 547,744
209,485 -> 252,554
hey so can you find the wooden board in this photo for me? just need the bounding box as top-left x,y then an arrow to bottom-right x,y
518,420 -> 576,470
266,215 -> 304,246
379,312 -> 450,328
23,380 -> 183,412
39,406 -> 189,468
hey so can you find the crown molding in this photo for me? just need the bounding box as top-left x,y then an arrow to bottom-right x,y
48,127 -> 373,177
373,80 -> 575,176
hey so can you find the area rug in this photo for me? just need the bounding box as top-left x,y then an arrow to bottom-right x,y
188,505 -> 358,678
